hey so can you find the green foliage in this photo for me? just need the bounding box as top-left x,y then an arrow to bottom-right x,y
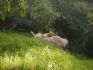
27,0 -> 59,31
87,11 -> 93,26
0,0 -> 28,31
51,0 -> 93,53
0,0 -> 27,20
0,32 -> 93,70
0,0 -> 10,21
19,0 -> 27,17
0,11 -> 5,21
0,0 -> 58,32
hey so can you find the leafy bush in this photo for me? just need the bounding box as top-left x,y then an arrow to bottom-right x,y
0,0 -> 58,32
51,0 -> 93,55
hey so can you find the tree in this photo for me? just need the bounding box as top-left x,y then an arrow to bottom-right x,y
26,0 -> 58,32
0,0 -> 10,21
51,0 -> 92,53
0,0 -> 27,31
0,0 -> 58,32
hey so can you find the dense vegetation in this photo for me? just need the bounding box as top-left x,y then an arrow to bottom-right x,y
0,0 -> 93,70
0,32 -> 93,70
0,0 -> 93,57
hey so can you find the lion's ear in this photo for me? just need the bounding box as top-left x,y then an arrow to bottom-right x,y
49,31 -> 52,33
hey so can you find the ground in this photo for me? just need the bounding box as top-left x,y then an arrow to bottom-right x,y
0,32 -> 93,70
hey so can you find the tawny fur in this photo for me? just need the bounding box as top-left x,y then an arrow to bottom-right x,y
31,31 -> 68,49
43,36 -> 68,49
43,31 -> 57,37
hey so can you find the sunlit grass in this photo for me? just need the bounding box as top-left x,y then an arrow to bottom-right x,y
0,46 -> 73,70
0,32 -> 93,70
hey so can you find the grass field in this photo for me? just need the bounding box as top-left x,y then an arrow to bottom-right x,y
0,32 -> 93,70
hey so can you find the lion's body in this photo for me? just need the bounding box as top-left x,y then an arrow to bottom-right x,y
31,31 -> 68,49
44,36 -> 68,49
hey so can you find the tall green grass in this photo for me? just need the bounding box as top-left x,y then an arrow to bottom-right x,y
0,32 -> 93,70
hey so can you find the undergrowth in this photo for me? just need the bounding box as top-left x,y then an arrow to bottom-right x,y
0,32 -> 93,70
